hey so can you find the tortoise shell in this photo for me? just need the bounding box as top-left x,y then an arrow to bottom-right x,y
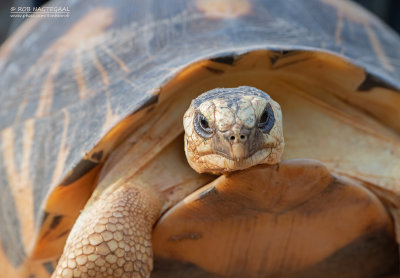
1,0 -> 400,277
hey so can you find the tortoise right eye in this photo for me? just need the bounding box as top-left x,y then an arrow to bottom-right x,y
194,111 -> 214,139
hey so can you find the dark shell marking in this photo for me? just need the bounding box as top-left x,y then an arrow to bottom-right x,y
357,72 -> 400,92
210,54 -> 238,66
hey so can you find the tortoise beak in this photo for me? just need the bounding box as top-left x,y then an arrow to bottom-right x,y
231,143 -> 248,161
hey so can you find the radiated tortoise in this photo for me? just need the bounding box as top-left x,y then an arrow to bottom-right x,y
0,0 -> 400,277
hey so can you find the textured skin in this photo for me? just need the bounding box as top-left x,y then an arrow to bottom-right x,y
53,185 -> 160,278
184,87 -> 284,174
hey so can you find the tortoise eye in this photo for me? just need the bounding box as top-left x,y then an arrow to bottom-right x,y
194,111 -> 213,138
258,103 -> 275,134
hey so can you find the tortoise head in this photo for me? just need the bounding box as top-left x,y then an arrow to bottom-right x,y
184,86 -> 284,174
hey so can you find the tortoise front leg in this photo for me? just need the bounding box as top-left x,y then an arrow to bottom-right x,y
52,185 -> 162,278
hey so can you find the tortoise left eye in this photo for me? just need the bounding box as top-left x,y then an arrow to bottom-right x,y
200,115 -> 209,129
258,103 -> 275,134
194,111 -> 214,139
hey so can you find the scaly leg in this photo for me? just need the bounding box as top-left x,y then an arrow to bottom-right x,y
52,185 -> 162,278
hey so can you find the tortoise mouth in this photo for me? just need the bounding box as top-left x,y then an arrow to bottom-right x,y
211,142 -> 280,162
196,141 -> 284,174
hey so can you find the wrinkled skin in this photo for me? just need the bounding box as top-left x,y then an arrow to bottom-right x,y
184,86 -> 284,174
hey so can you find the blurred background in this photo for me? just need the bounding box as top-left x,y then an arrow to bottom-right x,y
0,0 -> 399,45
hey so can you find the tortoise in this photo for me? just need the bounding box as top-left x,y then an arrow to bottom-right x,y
0,0 -> 400,277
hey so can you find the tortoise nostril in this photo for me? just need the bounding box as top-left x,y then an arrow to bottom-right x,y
230,136 -> 236,141
240,134 -> 246,140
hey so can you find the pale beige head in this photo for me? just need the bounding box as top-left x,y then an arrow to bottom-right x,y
184,86 -> 284,174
